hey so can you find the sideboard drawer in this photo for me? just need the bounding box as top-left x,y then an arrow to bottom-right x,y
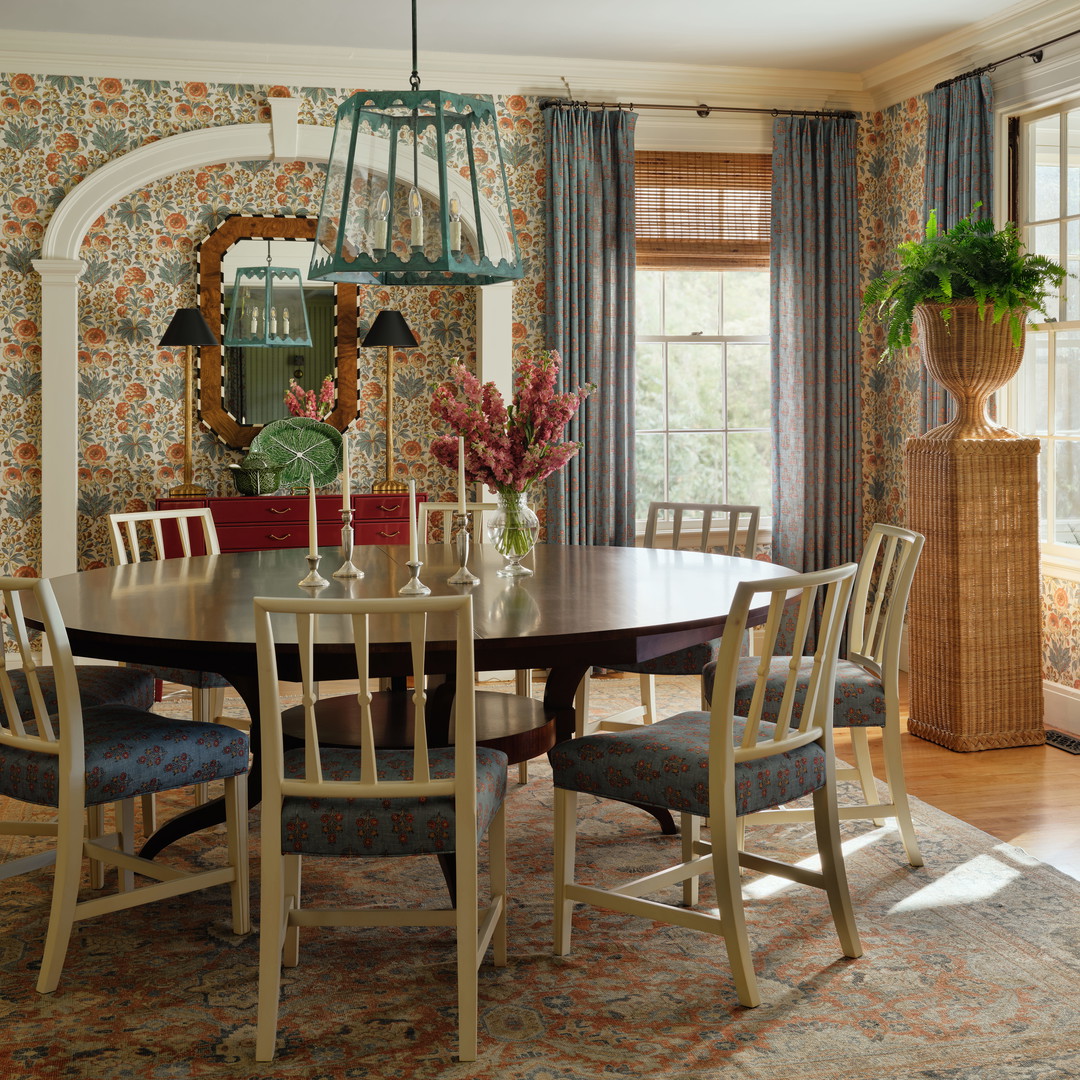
217,522 -> 344,553
211,496 -> 340,527
356,521 -> 407,545
353,494 -> 412,521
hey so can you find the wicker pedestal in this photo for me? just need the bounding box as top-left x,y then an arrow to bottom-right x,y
905,435 -> 1045,751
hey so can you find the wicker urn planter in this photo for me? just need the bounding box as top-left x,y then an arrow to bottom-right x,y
905,300 -> 1045,751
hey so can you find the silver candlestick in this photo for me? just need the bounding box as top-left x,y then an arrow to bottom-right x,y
299,553 -> 329,588
398,559 -> 431,595
333,508 -> 363,578
447,510 -> 480,585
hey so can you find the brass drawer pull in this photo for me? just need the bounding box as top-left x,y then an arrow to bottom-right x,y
269,533 -> 293,541
269,507 -> 292,515
378,503 -> 402,513
377,529 -> 401,538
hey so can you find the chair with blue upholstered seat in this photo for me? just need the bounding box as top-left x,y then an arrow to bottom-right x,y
550,562 -> 861,1009
702,523 -> 925,866
108,508 -> 238,825
253,591 -> 507,1064
575,501 -> 759,737
0,576 -> 250,995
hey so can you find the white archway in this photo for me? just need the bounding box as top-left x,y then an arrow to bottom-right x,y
33,99 -> 512,578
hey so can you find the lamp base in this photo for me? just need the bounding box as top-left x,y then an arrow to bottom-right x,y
171,482 -> 208,496
372,478 -> 409,494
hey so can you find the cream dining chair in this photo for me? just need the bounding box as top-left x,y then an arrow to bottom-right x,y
253,591 -> 507,1063
107,508 -> 237,826
0,576 -> 250,995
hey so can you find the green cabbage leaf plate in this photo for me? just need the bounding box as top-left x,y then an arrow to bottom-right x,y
249,417 -> 343,489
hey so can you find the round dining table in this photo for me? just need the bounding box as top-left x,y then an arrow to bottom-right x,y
35,541 -> 793,855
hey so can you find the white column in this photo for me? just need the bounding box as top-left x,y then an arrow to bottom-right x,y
32,257 -> 85,581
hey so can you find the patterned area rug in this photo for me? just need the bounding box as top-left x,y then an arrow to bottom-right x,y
3,677 -> 1080,1078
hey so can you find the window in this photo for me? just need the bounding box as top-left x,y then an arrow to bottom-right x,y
1013,99 -> 1080,552
633,152 -> 772,523
634,270 -> 771,522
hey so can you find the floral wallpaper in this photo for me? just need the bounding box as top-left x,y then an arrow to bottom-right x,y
1,65 -> 1077,690
0,74 -> 547,572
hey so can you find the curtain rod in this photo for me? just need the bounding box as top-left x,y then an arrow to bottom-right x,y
539,98 -> 856,120
934,26 -> 1080,90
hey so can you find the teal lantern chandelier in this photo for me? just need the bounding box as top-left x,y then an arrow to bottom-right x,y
309,0 -> 522,286
223,241 -> 313,348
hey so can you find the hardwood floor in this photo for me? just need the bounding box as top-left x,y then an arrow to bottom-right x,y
835,675 -> 1080,881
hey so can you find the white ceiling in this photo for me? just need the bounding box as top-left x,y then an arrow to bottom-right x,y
0,0 -> 1034,74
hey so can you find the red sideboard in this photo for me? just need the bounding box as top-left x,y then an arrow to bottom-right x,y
155,493 -> 426,555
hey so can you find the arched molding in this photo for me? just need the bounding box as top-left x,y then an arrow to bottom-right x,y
34,98 -> 510,578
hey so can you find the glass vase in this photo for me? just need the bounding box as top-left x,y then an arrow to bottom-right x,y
487,487 -> 539,577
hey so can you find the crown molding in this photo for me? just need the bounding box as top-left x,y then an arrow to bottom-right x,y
863,0 -> 1079,106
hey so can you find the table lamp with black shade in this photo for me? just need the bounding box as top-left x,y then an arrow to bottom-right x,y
362,309 -> 419,494
160,307 -> 218,496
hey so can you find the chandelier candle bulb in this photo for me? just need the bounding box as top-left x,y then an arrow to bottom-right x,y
308,475 -> 317,558
408,479 -> 419,563
457,436 -> 467,514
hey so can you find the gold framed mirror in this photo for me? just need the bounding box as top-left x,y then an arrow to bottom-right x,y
197,215 -> 358,449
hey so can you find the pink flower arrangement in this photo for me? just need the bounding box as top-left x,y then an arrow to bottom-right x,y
284,375 -> 334,420
430,350 -> 593,493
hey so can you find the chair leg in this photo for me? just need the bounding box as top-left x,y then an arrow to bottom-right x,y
140,793 -> 157,836
552,787 -> 578,956
283,854 -> 301,968
810,782 -> 863,960
224,774 -> 250,934
848,727 -> 883,825
711,810 -> 760,1008
36,801 -> 86,994
455,836 -> 480,1062
489,804 -> 508,968
639,673 -> 657,725
681,813 -> 700,907
515,669 -> 532,783
256,826 -> 287,1062
880,721 -> 923,868
117,799 -> 136,893
86,805 -> 106,889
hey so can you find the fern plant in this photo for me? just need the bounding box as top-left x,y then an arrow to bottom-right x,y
860,207 -> 1067,359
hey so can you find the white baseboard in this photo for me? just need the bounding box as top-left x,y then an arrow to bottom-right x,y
1044,681 -> 1080,737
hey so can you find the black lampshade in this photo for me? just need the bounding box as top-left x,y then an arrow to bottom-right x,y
159,307 -> 218,348
361,309 -> 419,348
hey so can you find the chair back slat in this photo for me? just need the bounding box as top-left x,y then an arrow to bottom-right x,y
108,508 -> 220,565
419,502 -> 497,546
642,501 -> 760,557
294,612 -> 323,785
0,579 -> 82,765
254,594 -> 475,804
848,524 -> 925,682
710,564 -> 857,768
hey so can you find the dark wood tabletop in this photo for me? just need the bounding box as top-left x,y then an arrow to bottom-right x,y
38,542 -> 791,854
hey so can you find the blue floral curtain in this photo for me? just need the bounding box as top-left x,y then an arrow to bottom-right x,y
543,106 -> 637,546
771,116 -> 863,615
921,74 -> 994,430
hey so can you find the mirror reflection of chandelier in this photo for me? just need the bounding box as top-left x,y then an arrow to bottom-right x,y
309,0 -> 522,286
223,240 -> 313,348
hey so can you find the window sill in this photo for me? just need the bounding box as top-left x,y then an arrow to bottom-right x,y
634,521 -> 773,554
1041,548 -> 1080,583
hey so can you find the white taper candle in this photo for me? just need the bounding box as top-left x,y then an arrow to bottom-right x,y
308,475 -> 318,557
408,479 -> 419,562
342,428 -> 351,509
457,435 -> 467,514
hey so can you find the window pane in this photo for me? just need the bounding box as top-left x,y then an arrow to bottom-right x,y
635,342 -> 665,429
1033,222 -> 1060,264
1068,108 -> 1080,217
1067,219 -> 1080,323
1057,332 -> 1080,435
668,343 -> 724,429
1029,116 -> 1060,220
1054,439 -> 1080,545
727,431 -> 772,515
727,343 -> 771,428
722,271 -> 769,335
635,432 -> 666,521
1018,332 -> 1049,436
663,272 -> 719,335
668,432 -> 726,504
636,271 -> 663,335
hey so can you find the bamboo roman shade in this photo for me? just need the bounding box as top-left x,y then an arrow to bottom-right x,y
635,151 -> 772,271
